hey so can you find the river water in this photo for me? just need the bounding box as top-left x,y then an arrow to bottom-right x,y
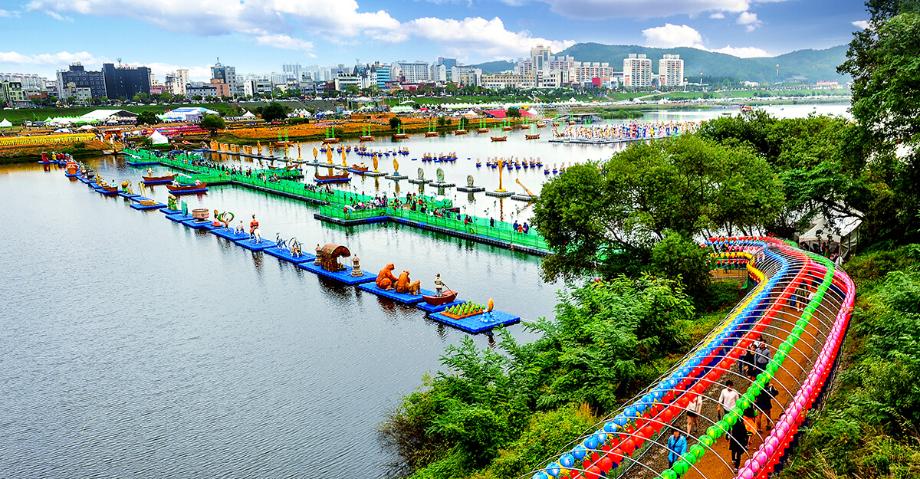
0,103 -> 848,477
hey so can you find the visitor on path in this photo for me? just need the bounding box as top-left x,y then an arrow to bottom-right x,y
754,340 -> 772,373
756,382 -> 779,432
686,393 -> 704,435
728,408 -> 754,472
667,429 -> 688,470
718,381 -> 741,420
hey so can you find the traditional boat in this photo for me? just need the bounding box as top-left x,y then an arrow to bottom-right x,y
422,290 -> 458,306
322,137 -> 340,144
476,128 -> 489,133
166,182 -> 208,195
425,132 -> 439,137
359,135 -> 374,142
99,185 -> 119,195
502,126 -> 513,131
525,134 -> 540,140
142,173 -> 176,185
347,163 -> 369,174
392,133 -> 409,140
491,136 -> 508,142
454,129 -> 468,135
314,171 -> 351,184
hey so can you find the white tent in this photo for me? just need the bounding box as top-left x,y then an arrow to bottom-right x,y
240,110 -> 256,119
0,118 -> 12,128
148,131 -> 169,145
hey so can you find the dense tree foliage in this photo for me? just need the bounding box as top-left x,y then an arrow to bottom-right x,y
199,114 -> 225,135
259,102 -> 288,122
135,111 -> 159,126
533,135 -> 782,282
381,276 -> 699,478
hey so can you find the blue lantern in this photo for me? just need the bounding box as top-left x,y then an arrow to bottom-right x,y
560,453 -> 574,468
573,444 -> 587,460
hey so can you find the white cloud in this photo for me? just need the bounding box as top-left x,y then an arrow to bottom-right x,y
710,12 -> 726,19
0,9 -> 16,17
254,34 -> 314,52
641,23 -> 706,49
0,50 -> 99,65
852,20 -> 869,29
540,0 -> 751,19
737,11 -> 762,31
711,45 -> 771,57
408,16 -> 574,59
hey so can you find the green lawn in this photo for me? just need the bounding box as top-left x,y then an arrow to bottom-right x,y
0,103 -> 242,126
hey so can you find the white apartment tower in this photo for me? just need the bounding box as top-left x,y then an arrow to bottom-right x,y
623,54 -> 652,88
174,69 -> 189,95
659,54 -> 685,87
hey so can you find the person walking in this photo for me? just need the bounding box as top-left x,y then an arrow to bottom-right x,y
754,340 -> 772,374
667,429 -> 688,470
718,381 -> 741,420
728,408 -> 753,472
686,393 -> 704,435
756,382 -> 779,432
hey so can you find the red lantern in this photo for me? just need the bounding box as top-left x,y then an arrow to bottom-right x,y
599,456 -> 613,473
585,466 -> 601,479
621,438 -> 635,454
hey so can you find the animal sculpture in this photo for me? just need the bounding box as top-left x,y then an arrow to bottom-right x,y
376,263 -> 398,290
396,270 -> 421,295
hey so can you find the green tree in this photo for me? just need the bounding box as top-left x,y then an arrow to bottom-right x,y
260,102 -> 288,122
135,111 -> 160,125
389,116 -> 402,130
839,0 -> 920,242
506,106 -> 521,118
199,114 -> 225,136
650,230 -> 713,302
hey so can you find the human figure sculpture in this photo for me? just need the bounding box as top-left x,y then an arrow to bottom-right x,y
466,175 -> 474,188
351,256 -> 363,277
314,244 -> 322,264
436,168 -> 445,183
393,158 -> 399,174
376,263 -> 398,290
417,167 -> 425,181
396,270 -> 421,295
167,194 -> 178,211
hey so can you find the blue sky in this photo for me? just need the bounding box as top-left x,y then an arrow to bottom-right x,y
0,0 -> 867,81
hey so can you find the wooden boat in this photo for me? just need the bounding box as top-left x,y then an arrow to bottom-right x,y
359,135 -> 374,141
322,137 -> 340,144
314,171 -> 351,184
525,134 -> 541,140
99,185 -> 118,195
347,163 -> 369,173
425,132 -> 439,137
422,290 -> 458,306
392,133 -> 409,140
536,121 -> 547,128
490,136 -> 508,142
453,129 -> 468,135
476,128 -> 489,133
142,173 -> 176,185
502,126 -> 513,131
166,182 -> 208,195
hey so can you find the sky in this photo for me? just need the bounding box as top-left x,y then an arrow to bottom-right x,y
0,0 -> 869,81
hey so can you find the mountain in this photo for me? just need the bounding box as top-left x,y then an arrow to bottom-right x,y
472,43 -> 848,83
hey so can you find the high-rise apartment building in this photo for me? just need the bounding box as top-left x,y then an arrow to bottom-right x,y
56,64 -> 107,98
211,59 -> 241,96
623,54 -> 653,88
396,61 -> 430,83
102,63 -> 151,99
658,54 -> 685,87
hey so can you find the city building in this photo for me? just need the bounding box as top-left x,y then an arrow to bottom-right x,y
245,78 -> 274,97
56,64 -> 106,98
374,64 -> 391,89
0,73 -> 47,96
436,57 -> 457,82
481,73 -> 526,89
174,69 -> 188,95
0,81 -> 27,107
396,61 -> 429,84
512,46 -> 575,88
102,63 -> 151,99
209,79 -> 231,97
430,63 -> 447,83
574,62 -> 613,85
60,82 -> 93,102
334,74 -> 362,92
186,82 -> 218,98
282,64 -> 303,82
623,54 -> 653,88
210,59 -> 241,96
452,66 -> 482,87
658,54 -> 685,87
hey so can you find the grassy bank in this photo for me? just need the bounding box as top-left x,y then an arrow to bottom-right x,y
777,243 -> 920,478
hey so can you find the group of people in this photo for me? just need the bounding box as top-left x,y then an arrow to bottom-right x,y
552,121 -> 699,141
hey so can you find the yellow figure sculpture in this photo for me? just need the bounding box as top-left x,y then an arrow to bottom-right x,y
326,147 -> 333,164
313,146 -> 319,161
341,149 -> 347,167
372,154 -> 379,172
496,159 -> 506,192
392,158 -> 399,174
396,270 -> 421,295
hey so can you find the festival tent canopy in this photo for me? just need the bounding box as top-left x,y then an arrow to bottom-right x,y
240,110 -> 256,119
148,131 -> 169,145
0,118 -> 12,128
161,107 -> 218,122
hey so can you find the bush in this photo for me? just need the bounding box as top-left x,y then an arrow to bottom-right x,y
390,117 -> 402,130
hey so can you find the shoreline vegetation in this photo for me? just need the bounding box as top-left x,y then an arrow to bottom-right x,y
377,1 -> 920,473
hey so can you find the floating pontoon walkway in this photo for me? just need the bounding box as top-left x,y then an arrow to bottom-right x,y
66,170 -> 519,335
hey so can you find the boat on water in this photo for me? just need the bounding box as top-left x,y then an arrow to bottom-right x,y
476,128 -> 489,133
347,163 -> 369,174
453,130 -> 468,135
322,137 -> 340,144
425,132 -> 439,137
491,136 -> 508,142
422,290 -> 458,306
502,126 -> 513,131
525,134 -> 540,140
142,173 -> 176,185
167,181 -> 208,195
392,133 -> 409,140
359,135 -> 374,142
314,171 -> 351,184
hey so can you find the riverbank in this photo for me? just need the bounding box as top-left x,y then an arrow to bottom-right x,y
0,140 -> 111,164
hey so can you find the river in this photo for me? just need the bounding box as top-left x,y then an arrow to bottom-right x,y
0,103 -> 848,477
